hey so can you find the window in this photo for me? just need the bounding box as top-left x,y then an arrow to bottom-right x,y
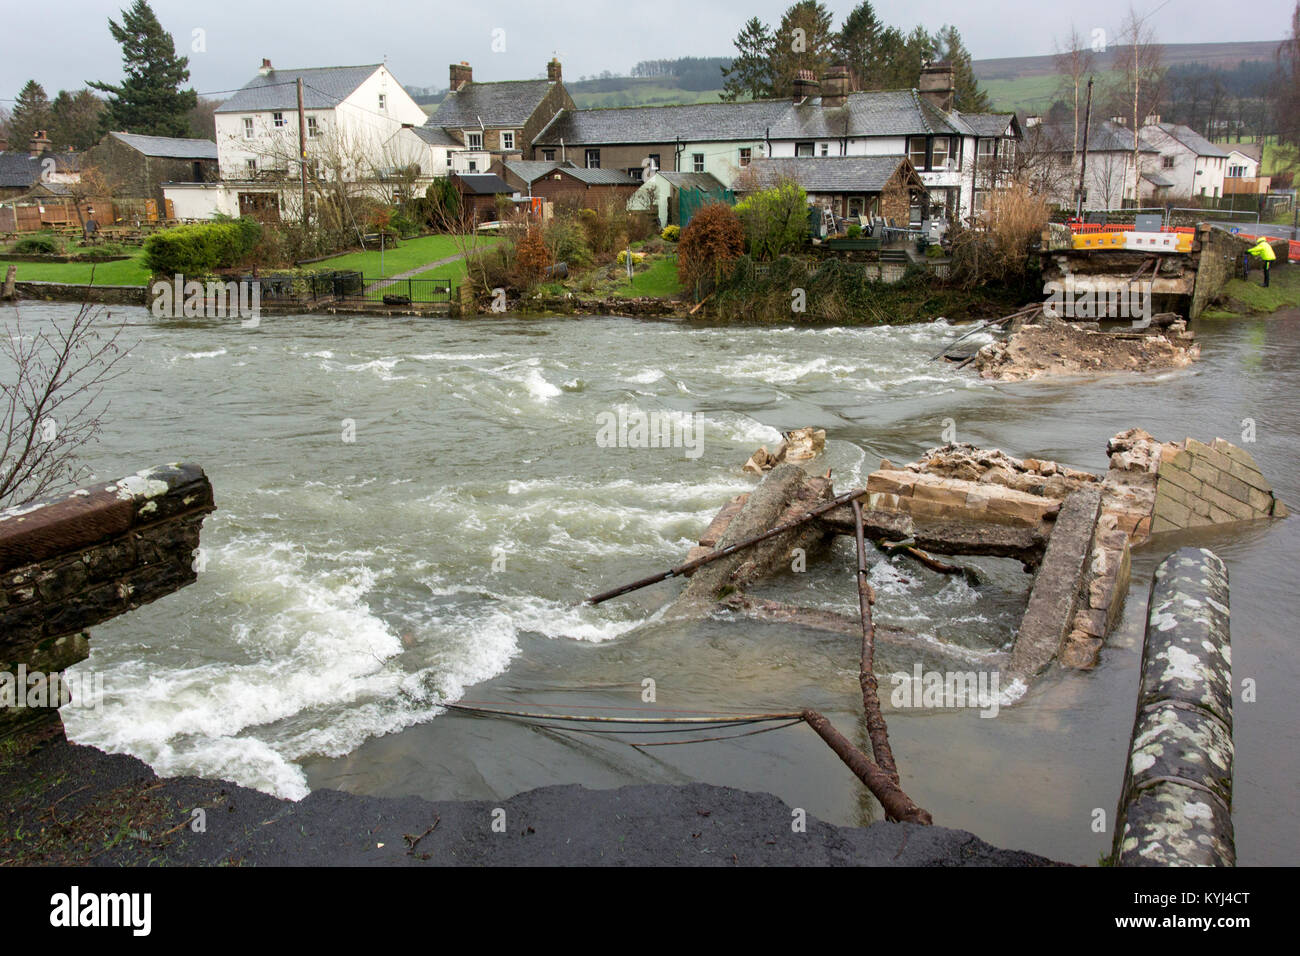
819,143 -> 829,156
796,141 -> 814,157
307,116 -> 320,138
467,159 -> 479,173
977,139 -> 996,160
246,158 -> 257,174
501,131 -> 514,151
378,93 -> 386,110
273,111 -> 285,128
243,117 -> 255,139
739,147 -> 751,167
692,153 -> 704,173
585,148 -> 600,169
542,148 -> 556,161
908,136 -> 928,169
931,137 -> 950,170
648,153 -> 660,173
467,131 -> 483,149
446,154 -> 453,168
627,167 -> 643,181
1162,155 -> 1175,169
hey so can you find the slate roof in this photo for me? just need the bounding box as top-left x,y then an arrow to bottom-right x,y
565,166 -> 637,186
1142,170 -> 1175,188
535,100 -> 790,145
407,125 -> 460,147
1151,122 -> 1230,158
959,113 -> 1017,138
1037,119 -> 1159,153
504,159 -> 568,183
744,155 -> 916,192
533,89 -> 1003,148
1227,142 -> 1263,163
108,131 -> 217,159
431,79 -> 555,129
453,173 -> 513,194
215,65 -> 380,113
0,152 -> 43,188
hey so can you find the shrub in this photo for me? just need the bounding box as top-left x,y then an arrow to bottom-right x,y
542,215 -> 593,268
733,178 -> 808,259
616,250 -> 646,266
14,234 -> 63,255
846,224 -> 862,239
677,202 -> 745,298
514,227 -> 550,287
661,225 -> 681,242
948,182 -> 1048,288
143,218 -> 261,275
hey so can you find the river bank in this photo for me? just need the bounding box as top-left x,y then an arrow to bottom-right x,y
0,731 -> 1056,866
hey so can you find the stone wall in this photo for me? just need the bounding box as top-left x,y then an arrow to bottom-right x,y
0,464 -> 215,738
1189,224 -> 1251,320
1153,437 -> 1286,532
13,281 -> 148,306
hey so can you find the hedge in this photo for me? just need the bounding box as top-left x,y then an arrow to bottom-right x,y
143,218 -> 261,275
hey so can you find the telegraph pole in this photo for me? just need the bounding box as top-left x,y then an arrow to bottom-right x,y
297,77 -> 308,225
1076,77 -> 1093,221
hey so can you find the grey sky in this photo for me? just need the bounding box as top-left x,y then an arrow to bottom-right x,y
2,0 -> 1292,101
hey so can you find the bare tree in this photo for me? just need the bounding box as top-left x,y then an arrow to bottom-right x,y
1054,26 -> 1096,171
1114,5 -> 1165,204
0,301 -> 129,508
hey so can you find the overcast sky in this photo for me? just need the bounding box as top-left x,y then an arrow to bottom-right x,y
2,0 -> 1293,101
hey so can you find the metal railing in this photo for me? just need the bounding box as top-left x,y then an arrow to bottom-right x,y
345,276 -> 454,305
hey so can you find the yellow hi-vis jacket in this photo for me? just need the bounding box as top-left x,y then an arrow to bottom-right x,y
1247,239 -> 1277,262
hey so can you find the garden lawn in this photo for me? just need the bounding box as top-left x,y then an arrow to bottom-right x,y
611,253 -> 681,298
312,234 -> 495,277
0,252 -> 152,286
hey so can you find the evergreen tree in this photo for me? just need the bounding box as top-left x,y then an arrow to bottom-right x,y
835,1 -> 886,91
884,25 -> 937,91
9,80 -> 53,149
770,1 -> 837,98
721,17 -> 776,101
49,90 -> 107,151
89,0 -> 197,136
933,25 -> 992,111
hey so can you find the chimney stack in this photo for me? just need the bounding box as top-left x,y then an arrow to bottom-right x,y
1144,114 -> 1161,127
450,62 -> 473,92
792,69 -> 820,103
1110,115 -> 1127,126
259,58 -> 273,76
29,130 -> 50,157
919,62 -> 955,112
547,58 -> 562,82
821,64 -> 850,108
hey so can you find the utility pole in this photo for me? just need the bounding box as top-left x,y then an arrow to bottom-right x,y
297,77 -> 308,226
1076,77 -> 1093,221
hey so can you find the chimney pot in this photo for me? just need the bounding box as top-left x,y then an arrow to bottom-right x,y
29,130 -> 50,157
547,58 -> 562,82
259,58 -> 273,75
792,69 -> 820,103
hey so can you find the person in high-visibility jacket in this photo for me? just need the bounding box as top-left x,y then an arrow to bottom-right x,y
1247,238 -> 1276,287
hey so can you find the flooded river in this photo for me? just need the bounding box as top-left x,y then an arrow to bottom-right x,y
17,301 -> 1293,864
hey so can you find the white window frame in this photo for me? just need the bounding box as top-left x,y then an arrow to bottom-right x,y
307,116 -> 320,138
501,131 -> 515,151
378,93 -> 386,110
467,131 -> 483,149
739,147 -> 751,167
246,157 -> 257,174
243,117 -> 255,139
273,111 -> 285,128
692,153 -> 705,173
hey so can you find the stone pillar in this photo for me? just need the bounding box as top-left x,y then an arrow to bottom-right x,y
0,464 -> 215,739
1112,547 -> 1234,866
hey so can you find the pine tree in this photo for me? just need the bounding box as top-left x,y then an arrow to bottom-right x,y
49,90 -> 107,151
721,17 -> 776,101
89,0 -> 197,136
9,80 -> 53,149
770,1 -> 837,98
933,25 -> 992,112
835,1 -> 886,91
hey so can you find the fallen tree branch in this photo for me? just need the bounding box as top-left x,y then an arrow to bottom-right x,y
854,500 -> 898,784
800,709 -> 932,825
